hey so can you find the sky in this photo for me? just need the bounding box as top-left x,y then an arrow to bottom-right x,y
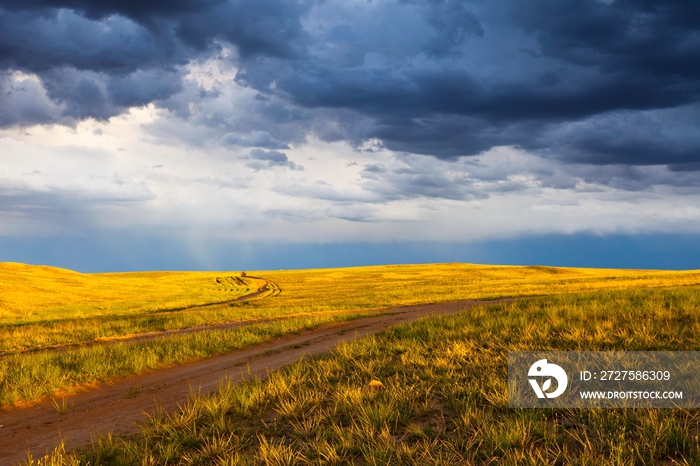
1,0 -> 700,272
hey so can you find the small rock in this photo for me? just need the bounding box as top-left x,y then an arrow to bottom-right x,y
368,379 -> 384,389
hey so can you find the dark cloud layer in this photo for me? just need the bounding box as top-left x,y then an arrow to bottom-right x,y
1,0 -> 700,172
513,0 -> 700,81
0,0 -> 310,124
245,148 -> 302,171
0,0 -> 310,58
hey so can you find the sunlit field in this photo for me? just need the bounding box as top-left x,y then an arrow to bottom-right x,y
256,262 -> 700,311
33,286 -> 700,465
4,262 -> 700,354
0,262 -> 264,323
2,262 -> 700,410
0,312 -> 378,408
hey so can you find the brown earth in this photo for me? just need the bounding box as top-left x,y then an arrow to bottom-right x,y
0,299 -> 511,465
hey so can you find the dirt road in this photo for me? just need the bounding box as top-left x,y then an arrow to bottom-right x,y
0,299 -> 510,464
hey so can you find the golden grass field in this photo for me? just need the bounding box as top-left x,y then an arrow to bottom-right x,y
2,261 -> 700,407
255,262 -> 700,311
5,261 -> 700,327
3,261 -> 700,355
4,261 -> 700,464
0,262 -> 263,323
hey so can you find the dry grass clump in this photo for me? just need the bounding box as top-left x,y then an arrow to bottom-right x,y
368,379 -> 384,389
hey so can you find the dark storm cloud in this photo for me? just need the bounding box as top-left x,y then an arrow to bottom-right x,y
2,0 -> 700,172
359,114 -> 537,158
0,72 -> 58,126
0,0 -> 221,20
0,7 -> 185,124
225,0 -> 700,168
0,0 -> 311,124
267,66 -> 699,165
0,0 -> 311,66
511,0 -> 700,81
0,9 -> 177,73
245,148 -> 302,171
544,110 -> 700,168
412,0 -> 485,57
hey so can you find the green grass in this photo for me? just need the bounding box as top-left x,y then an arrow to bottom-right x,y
0,312 -> 382,408
29,286 -> 700,465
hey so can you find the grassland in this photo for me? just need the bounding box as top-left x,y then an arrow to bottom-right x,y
3,262 -> 700,412
255,262 -> 700,312
0,312 -> 378,407
0,263 -> 269,353
0,262 -> 262,323
31,285 -> 700,465
4,262 -> 700,354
